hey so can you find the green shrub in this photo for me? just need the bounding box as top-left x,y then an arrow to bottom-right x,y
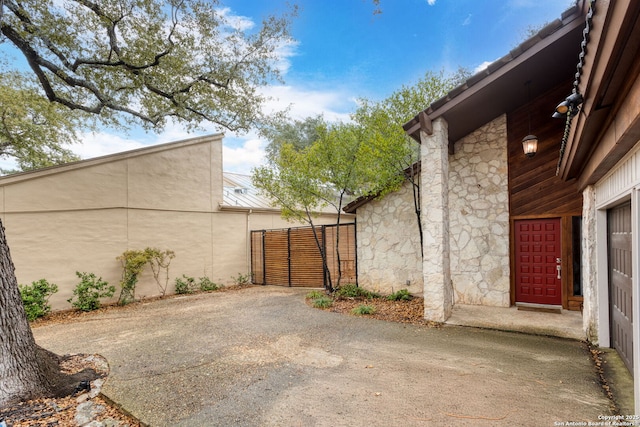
145,248 -> 175,296
117,249 -> 150,305
19,279 -> 58,321
199,276 -> 220,292
117,247 -> 175,304
312,296 -> 333,309
175,275 -> 197,294
306,290 -> 325,299
334,284 -> 379,299
387,289 -> 412,301
351,304 -> 376,315
231,272 -> 251,286
67,272 -> 116,312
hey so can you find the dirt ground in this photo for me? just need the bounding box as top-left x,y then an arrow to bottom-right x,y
3,286 -> 428,426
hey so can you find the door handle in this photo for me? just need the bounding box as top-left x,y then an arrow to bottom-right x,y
556,265 -> 561,279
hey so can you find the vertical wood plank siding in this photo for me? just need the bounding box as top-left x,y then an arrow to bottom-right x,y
251,224 -> 356,288
507,81 -> 584,309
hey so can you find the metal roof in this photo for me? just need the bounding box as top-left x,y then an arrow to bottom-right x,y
222,172 -> 276,209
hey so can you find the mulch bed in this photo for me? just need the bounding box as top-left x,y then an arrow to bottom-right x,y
310,294 -> 441,327
0,354 -> 140,427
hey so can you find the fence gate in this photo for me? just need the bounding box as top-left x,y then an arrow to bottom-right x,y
251,223 -> 356,288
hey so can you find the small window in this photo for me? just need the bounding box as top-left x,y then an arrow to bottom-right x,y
572,216 -> 582,296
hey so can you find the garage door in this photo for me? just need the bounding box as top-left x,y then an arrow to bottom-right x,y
608,202 -> 633,374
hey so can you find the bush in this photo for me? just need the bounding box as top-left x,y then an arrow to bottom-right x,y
306,290 -> 325,299
67,272 -> 116,312
175,275 -> 197,294
145,248 -> 175,296
312,296 -> 333,309
19,279 -> 58,321
231,272 -> 251,286
117,249 -> 150,305
198,276 -> 220,292
387,289 -> 412,301
351,304 -> 376,315
334,284 -> 379,299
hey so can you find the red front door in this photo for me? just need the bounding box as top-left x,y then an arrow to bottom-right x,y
515,218 -> 562,305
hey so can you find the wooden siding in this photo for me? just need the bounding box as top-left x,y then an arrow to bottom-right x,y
252,224 -> 356,288
507,81 -> 584,310
507,81 -> 583,217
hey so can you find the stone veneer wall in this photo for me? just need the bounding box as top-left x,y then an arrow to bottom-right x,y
448,114 -> 510,307
355,179 -> 424,296
581,185 -> 599,343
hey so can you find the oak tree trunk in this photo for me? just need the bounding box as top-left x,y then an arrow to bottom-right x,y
0,219 -> 61,407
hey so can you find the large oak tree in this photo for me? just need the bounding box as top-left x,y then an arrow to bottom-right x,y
0,0 -> 295,406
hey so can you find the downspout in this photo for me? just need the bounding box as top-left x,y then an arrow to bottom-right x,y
246,209 -> 252,279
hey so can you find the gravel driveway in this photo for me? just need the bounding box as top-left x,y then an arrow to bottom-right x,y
33,286 -> 612,426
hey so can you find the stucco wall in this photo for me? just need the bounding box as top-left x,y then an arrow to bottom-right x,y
355,179 -> 423,296
0,135 -> 344,310
448,114 -> 510,307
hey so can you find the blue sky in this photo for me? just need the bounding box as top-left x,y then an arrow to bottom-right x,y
1,0 -> 575,173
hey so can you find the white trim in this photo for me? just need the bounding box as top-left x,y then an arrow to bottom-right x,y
596,208 -> 610,346
632,188 -> 640,413
595,142 -> 640,209
593,138 -> 640,414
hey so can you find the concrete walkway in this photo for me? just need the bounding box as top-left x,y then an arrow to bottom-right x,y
33,287 -> 617,426
446,304 -> 584,340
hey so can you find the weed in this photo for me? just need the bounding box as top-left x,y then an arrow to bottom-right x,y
351,304 -> 376,315
231,272 -> 251,286
175,275 -> 197,294
306,290 -> 325,299
312,296 -> 333,309
387,289 -> 412,301
67,272 -> 116,311
19,279 -> 58,321
199,276 -> 220,292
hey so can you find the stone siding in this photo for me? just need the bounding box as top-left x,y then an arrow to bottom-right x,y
581,185 -> 599,343
355,179 -> 423,296
420,118 -> 453,321
448,115 -> 510,307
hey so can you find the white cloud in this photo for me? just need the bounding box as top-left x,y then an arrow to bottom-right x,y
216,7 -> 255,32
70,82 -> 355,176
73,133 -> 147,159
222,133 -> 267,174
474,60 -> 494,74
261,85 -> 354,122
272,39 -> 300,76
427,0 -> 436,5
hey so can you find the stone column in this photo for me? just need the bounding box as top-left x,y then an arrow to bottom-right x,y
581,185 -> 599,343
420,117 -> 453,322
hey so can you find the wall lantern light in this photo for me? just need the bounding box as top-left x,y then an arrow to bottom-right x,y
522,134 -> 539,158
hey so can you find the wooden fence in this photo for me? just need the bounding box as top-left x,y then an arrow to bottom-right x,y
251,223 -> 356,288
